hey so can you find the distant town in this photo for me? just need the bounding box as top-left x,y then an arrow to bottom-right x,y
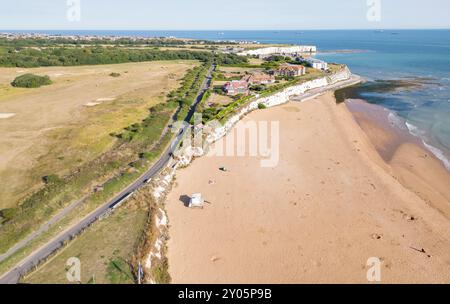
222,45 -> 329,96
0,32 -> 259,45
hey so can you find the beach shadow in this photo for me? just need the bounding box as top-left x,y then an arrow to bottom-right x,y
179,195 -> 191,208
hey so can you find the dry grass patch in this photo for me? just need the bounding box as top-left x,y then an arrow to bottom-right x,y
0,61 -> 197,209
218,66 -> 264,74
212,80 -> 228,87
206,93 -> 234,106
248,58 -> 265,65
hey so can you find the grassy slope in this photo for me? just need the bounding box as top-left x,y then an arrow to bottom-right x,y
23,202 -> 147,284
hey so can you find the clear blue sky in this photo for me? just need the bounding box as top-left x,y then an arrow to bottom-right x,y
1,0 -> 449,30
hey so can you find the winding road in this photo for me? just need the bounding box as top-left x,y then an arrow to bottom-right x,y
0,64 -> 215,284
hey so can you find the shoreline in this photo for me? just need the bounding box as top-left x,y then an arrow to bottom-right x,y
345,98 -> 450,219
164,91 -> 450,283
333,77 -> 450,173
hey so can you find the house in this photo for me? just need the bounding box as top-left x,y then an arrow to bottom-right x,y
304,58 -> 328,71
224,80 -> 249,95
272,64 -> 306,77
241,73 -> 276,85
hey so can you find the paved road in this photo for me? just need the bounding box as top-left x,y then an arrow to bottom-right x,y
0,196 -> 88,264
0,65 -> 215,284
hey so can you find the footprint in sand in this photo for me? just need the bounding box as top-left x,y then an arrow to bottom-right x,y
312,260 -> 322,267
403,214 -> 417,221
210,256 -> 221,263
371,233 -> 383,240
395,209 -> 418,222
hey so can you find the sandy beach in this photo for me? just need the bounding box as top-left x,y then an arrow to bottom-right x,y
165,92 -> 450,283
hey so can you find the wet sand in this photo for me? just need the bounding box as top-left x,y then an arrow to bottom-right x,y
347,99 -> 450,219
165,92 -> 450,283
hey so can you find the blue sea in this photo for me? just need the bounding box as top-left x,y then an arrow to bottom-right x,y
5,29 -> 450,169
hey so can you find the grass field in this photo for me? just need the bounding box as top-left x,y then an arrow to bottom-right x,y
23,202 -> 147,284
248,58 -> 265,65
218,66 -> 264,74
0,61 -> 197,210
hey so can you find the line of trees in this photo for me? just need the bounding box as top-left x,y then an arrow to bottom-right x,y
0,46 -> 247,68
0,37 -> 239,48
118,63 -> 209,142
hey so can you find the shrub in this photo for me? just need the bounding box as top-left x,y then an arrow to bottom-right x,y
139,151 -> 159,160
106,258 -> 134,284
0,208 -> 18,223
153,257 -> 171,284
213,86 -> 225,95
250,84 -> 266,92
42,174 -> 62,185
11,73 -> 52,88
258,103 -> 267,109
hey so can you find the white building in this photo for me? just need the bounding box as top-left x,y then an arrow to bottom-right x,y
238,45 -> 317,57
305,58 -> 328,71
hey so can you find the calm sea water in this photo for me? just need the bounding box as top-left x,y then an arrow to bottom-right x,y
5,29 -> 450,168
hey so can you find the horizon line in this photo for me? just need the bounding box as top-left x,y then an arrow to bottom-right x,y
2,28 -> 450,32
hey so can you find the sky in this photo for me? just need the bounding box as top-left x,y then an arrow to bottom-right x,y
1,0 -> 450,30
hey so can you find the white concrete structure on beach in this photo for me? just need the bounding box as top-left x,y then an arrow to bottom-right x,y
189,193 -> 204,208
238,45 -> 317,57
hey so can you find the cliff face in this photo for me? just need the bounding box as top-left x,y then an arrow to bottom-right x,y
206,66 -> 353,144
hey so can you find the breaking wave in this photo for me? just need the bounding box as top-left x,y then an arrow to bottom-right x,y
405,122 -> 426,137
387,112 -> 407,130
405,122 -> 450,171
422,142 -> 450,171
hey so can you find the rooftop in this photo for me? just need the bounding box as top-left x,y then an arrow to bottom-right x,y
225,80 -> 249,90
276,64 -> 305,71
